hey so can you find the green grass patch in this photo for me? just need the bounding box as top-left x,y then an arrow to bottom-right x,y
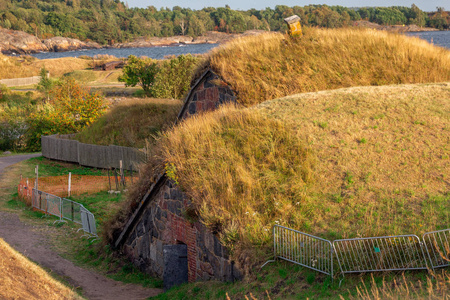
25,156 -> 106,177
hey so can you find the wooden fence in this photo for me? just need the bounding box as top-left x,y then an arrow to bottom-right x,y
0,76 -> 41,87
41,134 -> 146,169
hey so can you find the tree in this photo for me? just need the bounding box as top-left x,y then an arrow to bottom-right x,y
119,55 -> 158,96
36,67 -> 52,102
26,78 -> 106,151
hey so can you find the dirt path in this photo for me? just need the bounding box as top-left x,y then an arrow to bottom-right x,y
0,155 -> 163,300
0,153 -> 41,177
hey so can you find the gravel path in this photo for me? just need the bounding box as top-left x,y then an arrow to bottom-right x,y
0,154 -> 163,299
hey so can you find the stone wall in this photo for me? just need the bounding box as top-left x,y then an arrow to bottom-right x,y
123,178 -> 242,283
181,71 -> 236,119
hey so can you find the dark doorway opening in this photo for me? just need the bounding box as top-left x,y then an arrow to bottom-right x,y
163,244 -> 188,290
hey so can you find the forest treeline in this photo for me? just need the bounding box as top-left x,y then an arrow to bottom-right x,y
0,0 -> 448,45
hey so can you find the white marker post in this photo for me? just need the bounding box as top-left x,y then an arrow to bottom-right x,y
68,172 -> 72,197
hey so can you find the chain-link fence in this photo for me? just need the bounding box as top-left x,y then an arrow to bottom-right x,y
263,226 -> 450,280
31,188 -> 97,236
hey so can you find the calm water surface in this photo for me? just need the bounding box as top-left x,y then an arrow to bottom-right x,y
406,30 -> 450,49
27,30 -> 449,60
30,43 -> 218,60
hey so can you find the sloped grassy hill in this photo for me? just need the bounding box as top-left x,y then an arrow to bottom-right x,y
156,83 -> 449,256
199,28 -> 450,106
0,238 -> 80,299
75,98 -> 182,148
0,53 -> 90,80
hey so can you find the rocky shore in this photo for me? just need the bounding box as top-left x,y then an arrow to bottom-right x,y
0,24 -> 440,55
0,28 -> 102,54
0,28 -> 266,55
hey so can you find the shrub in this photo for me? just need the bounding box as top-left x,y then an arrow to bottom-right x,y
119,55 -> 158,96
152,54 -> 200,99
119,54 -> 201,99
25,78 -> 106,151
0,120 -> 27,151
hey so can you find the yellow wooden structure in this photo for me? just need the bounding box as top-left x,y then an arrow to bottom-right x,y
284,15 -> 302,37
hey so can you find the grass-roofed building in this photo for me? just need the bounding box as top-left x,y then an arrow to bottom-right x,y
109,28 -> 450,288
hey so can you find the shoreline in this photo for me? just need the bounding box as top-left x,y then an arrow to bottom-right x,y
1,28 -> 447,57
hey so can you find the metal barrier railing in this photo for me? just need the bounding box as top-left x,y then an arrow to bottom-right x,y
263,225 -> 450,280
264,225 -> 333,276
333,235 -> 428,275
32,188 -> 97,236
423,229 -> 450,271
62,198 -> 84,225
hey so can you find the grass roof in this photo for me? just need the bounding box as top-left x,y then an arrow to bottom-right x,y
157,83 -> 449,261
198,28 -> 450,106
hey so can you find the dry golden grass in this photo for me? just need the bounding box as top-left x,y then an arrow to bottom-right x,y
151,83 -> 449,258
348,272 -> 450,300
33,57 -> 90,78
202,28 -> 450,106
0,238 -> 80,300
0,54 -> 40,79
0,54 -> 90,79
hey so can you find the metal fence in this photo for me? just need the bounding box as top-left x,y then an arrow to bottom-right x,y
333,235 -> 428,274
32,188 -> 97,236
423,229 -> 450,271
263,225 -> 450,280
272,225 -> 333,276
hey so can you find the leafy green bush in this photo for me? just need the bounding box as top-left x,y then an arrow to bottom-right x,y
0,120 -> 27,151
119,54 -> 200,99
24,78 -> 106,151
119,55 -> 158,97
152,54 -> 200,99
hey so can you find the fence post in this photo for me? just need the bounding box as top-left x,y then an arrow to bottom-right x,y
71,201 -> 74,222
130,165 -> 133,184
68,172 -> 72,197
120,160 -> 125,187
108,168 -> 111,191
35,165 -> 39,190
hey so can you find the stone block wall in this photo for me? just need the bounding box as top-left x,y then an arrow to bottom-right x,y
123,178 -> 242,283
182,71 -> 236,119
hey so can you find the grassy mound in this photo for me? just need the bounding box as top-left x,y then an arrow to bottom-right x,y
0,54 -> 90,79
0,238 -> 80,299
75,98 -> 182,148
200,28 -> 450,106
156,83 -> 449,258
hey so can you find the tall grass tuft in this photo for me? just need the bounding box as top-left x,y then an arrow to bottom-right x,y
203,28 -> 450,106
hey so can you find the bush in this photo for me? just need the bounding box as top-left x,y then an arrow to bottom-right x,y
24,78 -> 106,151
119,55 -> 158,97
0,120 -> 27,151
119,54 -> 200,99
152,54 -> 200,99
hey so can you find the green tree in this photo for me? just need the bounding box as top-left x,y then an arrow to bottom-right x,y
119,55 -> 158,96
152,54 -> 199,99
36,67 -> 53,102
26,78 -> 106,151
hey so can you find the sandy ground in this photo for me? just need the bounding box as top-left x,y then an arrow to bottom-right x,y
0,154 -> 163,300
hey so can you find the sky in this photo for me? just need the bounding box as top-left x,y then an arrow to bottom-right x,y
125,1 -> 446,12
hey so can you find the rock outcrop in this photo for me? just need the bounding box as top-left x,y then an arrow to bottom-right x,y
0,28 -> 47,54
43,37 -> 101,52
0,28 -> 101,54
